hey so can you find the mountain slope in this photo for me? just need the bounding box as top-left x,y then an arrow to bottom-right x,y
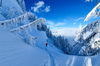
1,0 -> 100,66
1,25 -> 100,66
0,26 -> 50,66
0,0 -> 26,20
16,0 -> 26,12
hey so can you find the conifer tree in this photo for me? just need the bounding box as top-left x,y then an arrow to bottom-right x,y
75,24 -> 83,43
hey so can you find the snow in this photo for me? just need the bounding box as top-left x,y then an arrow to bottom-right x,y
0,25 -> 58,66
9,17 -> 46,47
91,35 -> 100,49
83,31 -> 93,39
0,26 -> 48,66
2,0 -> 23,13
0,12 -> 36,29
0,25 -> 100,66
16,0 -> 26,12
10,18 -> 46,31
84,3 -> 100,21
51,28 -> 78,46
0,0 -> 26,20
75,24 -> 83,43
0,14 -> 6,21
1,0 -> 100,65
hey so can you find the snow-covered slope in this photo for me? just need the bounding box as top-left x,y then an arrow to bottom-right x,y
1,25 -> 100,66
0,26 -> 51,66
0,12 -> 36,29
16,0 -> 26,12
2,0 -> 23,13
10,18 -> 47,49
0,0 -> 26,20
0,13 -> 6,21
1,0 -> 100,65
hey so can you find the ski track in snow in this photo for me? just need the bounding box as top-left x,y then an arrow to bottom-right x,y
47,49 -> 55,66
83,57 -> 92,66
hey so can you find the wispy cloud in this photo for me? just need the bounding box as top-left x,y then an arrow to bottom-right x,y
76,17 -> 84,21
46,21 -> 54,27
55,22 -> 65,26
44,6 -> 50,12
52,27 -> 78,37
46,20 -> 66,28
73,17 -> 84,25
46,20 -> 78,37
31,1 -> 50,13
85,0 -> 93,2
73,22 -> 76,25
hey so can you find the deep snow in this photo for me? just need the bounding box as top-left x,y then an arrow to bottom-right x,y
0,25 -> 100,66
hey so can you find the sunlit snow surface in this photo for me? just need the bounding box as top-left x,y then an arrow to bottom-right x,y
0,26 -> 100,66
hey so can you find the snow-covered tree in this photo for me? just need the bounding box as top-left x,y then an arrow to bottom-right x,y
46,28 -> 52,38
75,24 -> 84,43
28,14 -> 37,22
84,3 -> 100,21
7,8 -> 19,19
52,35 -> 72,54
16,0 -> 26,12
98,25 -> 100,37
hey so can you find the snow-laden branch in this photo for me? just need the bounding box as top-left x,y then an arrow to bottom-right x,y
82,19 -> 100,35
0,12 -> 32,24
10,18 -> 46,46
0,12 -> 35,28
11,18 -> 46,32
84,3 -> 100,21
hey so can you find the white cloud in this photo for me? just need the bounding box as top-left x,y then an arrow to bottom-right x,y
51,27 -> 78,37
52,27 -> 78,46
46,21 -> 54,27
46,20 -> 78,45
44,6 -> 50,12
31,1 -> 50,13
31,1 -> 44,12
76,17 -> 84,21
84,3 -> 100,21
55,22 -> 65,26
73,22 -> 76,25
85,0 -> 93,2
73,17 -> 84,25
46,20 -> 78,37
46,20 -> 66,28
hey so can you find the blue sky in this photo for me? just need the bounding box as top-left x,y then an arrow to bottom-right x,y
24,0 -> 99,29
